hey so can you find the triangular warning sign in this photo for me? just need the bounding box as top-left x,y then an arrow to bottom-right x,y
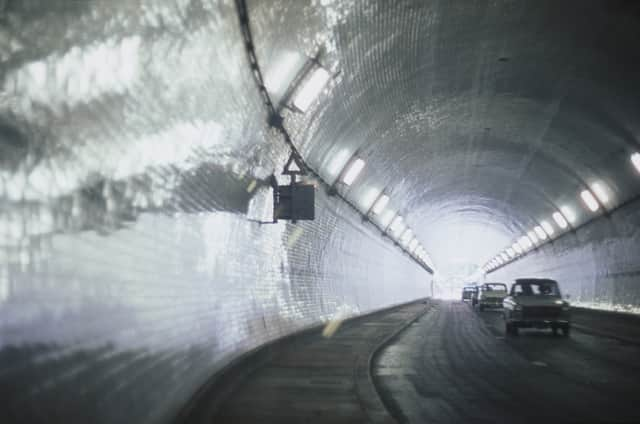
283,152 -> 306,175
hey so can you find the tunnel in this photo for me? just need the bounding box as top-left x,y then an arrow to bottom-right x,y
1,0 -> 640,423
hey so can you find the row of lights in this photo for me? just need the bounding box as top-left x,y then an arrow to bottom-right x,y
482,153 -> 640,273
288,62 -> 436,272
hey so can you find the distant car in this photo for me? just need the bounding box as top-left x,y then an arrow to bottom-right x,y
477,283 -> 508,311
503,278 -> 570,336
462,286 -> 478,304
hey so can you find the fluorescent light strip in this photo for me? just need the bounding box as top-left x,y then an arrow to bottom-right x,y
371,194 -> 389,214
560,205 -> 576,224
341,158 -> 365,186
580,190 -> 600,212
632,152 -> 640,174
591,182 -> 610,204
292,67 -> 330,112
534,225 -> 548,240
552,211 -> 568,229
541,220 -> 555,236
512,242 -> 523,254
527,231 -> 538,245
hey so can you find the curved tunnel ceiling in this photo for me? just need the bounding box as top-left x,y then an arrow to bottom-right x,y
2,0 -> 640,275
252,0 -> 640,272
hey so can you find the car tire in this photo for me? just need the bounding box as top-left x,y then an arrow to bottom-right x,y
561,324 -> 570,337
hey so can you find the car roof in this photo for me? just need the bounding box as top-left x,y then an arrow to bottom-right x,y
514,278 -> 558,284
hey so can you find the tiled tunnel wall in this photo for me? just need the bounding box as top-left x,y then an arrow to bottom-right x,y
490,199 -> 640,313
0,2 -> 431,423
0,182 -> 430,424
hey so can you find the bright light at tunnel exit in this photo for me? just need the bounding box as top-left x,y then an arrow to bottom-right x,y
341,158 -> 365,186
580,189 -> 600,212
552,212 -> 568,229
292,66 -> 331,112
632,153 -> 640,174
371,194 -> 390,214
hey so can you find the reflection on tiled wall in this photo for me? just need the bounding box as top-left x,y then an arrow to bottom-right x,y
0,1 -> 429,423
492,202 -> 640,314
0,188 -> 429,424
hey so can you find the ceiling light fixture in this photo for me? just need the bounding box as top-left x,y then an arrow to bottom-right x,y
560,205 -> 577,224
534,226 -> 548,240
371,194 -> 390,215
591,182 -> 610,204
541,220 -> 555,236
292,66 -> 330,112
631,153 -> 640,174
527,231 -> 539,245
519,236 -> 532,250
580,189 -> 600,212
552,211 -> 568,229
341,158 -> 365,186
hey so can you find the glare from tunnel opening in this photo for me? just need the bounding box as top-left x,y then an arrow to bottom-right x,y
580,189 -> 600,212
632,153 -> 640,174
591,182 -> 610,204
552,211 -> 568,229
292,66 -> 330,112
560,205 -> 577,224
341,158 -> 365,186
371,194 -> 390,214
534,225 -> 548,240
541,220 -> 555,237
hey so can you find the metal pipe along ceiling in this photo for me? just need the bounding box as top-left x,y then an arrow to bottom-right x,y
1,1 -> 640,423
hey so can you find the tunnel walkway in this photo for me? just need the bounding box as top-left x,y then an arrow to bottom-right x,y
181,300 -> 432,424
374,300 -> 640,424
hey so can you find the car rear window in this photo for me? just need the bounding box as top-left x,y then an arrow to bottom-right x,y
483,283 -> 507,292
513,281 -> 559,296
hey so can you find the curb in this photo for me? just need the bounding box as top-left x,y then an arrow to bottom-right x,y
175,298 -> 430,424
356,300 -> 434,423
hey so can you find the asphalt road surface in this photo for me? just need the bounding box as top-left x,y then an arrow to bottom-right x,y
374,300 -> 640,424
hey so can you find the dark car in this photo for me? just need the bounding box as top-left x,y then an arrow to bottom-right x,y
503,278 -> 570,336
462,285 -> 478,304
